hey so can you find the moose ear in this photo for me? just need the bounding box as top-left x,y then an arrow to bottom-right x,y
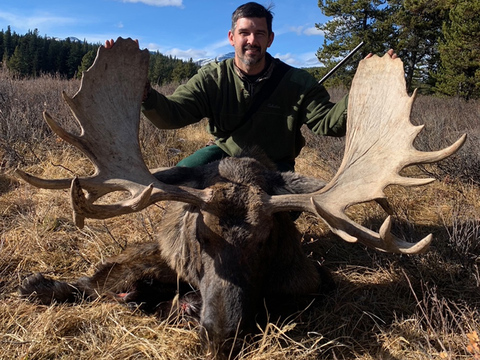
152,160 -> 226,189
274,172 -> 327,195
152,166 -> 208,189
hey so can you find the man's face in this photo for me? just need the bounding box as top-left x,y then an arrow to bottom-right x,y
228,17 -> 274,74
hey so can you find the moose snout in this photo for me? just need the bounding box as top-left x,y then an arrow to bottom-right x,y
198,280 -> 259,359
199,319 -> 248,360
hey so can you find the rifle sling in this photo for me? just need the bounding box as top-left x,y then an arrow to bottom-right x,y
241,61 -> 291,123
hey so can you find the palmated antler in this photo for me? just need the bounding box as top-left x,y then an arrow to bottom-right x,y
16,38 -> 212,227
16,40 -> 465,254
267,53 -> 466,254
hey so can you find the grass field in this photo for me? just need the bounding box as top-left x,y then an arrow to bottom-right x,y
1,69 -> 479,359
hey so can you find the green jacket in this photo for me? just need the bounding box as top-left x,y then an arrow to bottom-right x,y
142,53 -> 348,166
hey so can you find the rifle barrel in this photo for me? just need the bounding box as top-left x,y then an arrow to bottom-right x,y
318,41 -> 365,84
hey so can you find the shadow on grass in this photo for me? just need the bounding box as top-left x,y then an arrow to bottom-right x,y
297,218 -> 480,359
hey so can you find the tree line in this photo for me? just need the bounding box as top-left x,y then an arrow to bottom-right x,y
316,0 -> 480,99
2,0 -> 479,101
0,26 -> 200,85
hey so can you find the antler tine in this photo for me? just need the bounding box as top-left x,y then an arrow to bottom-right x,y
408,132 -> 467,166
311,200 -> 432,254
44,109 -> 84,151
14,109 -> 88,190
15,168 -> 72,189
70,177 -> 155,228
267,53 -> 466,254
70,176 -> 213,228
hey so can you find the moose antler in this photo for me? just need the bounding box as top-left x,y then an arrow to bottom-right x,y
16,38 -> 212,227
267,53 -> 466,254
16,38 -> 465,255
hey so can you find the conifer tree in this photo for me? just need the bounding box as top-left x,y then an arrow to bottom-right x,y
77,49 -> 98,78
3,26 -> 14,59
390,0 -> 449,93
0,28 -> 198,81
316,0 -> 395,87
316,0 -> 449,92
435,0 -> 480,99
7,45 -> 29,75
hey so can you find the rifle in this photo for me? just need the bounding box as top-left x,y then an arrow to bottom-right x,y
318,41 -> 365,85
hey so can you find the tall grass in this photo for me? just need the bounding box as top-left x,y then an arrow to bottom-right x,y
0,68 -> 479,359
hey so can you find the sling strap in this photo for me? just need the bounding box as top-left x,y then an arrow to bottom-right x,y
241,60 -> 292,122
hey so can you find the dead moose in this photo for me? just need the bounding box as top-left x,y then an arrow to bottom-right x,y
17,38 -> 466,358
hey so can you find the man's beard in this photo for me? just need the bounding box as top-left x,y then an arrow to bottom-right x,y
239,45 -> 264,66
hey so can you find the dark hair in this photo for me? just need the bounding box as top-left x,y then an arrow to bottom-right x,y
231,2 -> 274,34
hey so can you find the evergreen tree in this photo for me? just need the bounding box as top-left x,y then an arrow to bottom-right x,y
3,26 -> 14,59
77,48 -> 98,78
435,0 -> 480,99
390,0 -> 449,93
315,0 -> 451,92
66,40 -> 86,78
149,52 -> 199,85
316,0 -> 395,87
150,51 -> 175,85
0,28 -> 198,82
7,45 -> 29,75
171,59 -> 198,83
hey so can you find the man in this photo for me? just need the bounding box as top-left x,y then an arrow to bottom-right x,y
106,2 -> 391,171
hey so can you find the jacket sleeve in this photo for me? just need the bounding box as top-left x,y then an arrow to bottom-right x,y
141,68 -> 212,129
302,83 -> 348,137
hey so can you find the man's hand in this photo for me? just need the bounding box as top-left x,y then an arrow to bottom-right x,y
386,49 -> 397,59
104,39 -> 139,49
365,49 -> 397,60
105,39 -> 115,49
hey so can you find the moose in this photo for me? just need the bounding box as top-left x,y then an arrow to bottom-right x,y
17,38 -> 466,358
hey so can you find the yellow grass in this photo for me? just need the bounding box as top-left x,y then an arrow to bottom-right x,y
1,78 -> 479,359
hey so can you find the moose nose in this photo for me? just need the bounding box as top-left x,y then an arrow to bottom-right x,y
200,319 -> 245,359
200,329 -> 243,360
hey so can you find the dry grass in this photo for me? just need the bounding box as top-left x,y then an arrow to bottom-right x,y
1,69 -> 480,359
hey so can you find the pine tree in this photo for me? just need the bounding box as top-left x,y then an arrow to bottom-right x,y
316,0 -> 451,92
77,49 -> 98,78
7,45 -> 29,75
0,28 -> 198,82
390,0 -> 449,93
316,0 -> 395,87
171,59 -> 198,83
435,0 -> 480,99
3,26 -> 14,59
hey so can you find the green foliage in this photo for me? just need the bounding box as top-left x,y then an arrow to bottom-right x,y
435,0 -> 480,99
77,49 -> 97,78
0,28 -> 97,78
0,28 -> 200,83
390,0 -> 449,93
148,52 -> 199,86
316,0 -> 393,88
170,59 -> 199,84
316,0 -> 479,98
303,66 -> 326,82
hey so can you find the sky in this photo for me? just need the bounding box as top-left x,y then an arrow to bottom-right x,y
0,0 -> 330,68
